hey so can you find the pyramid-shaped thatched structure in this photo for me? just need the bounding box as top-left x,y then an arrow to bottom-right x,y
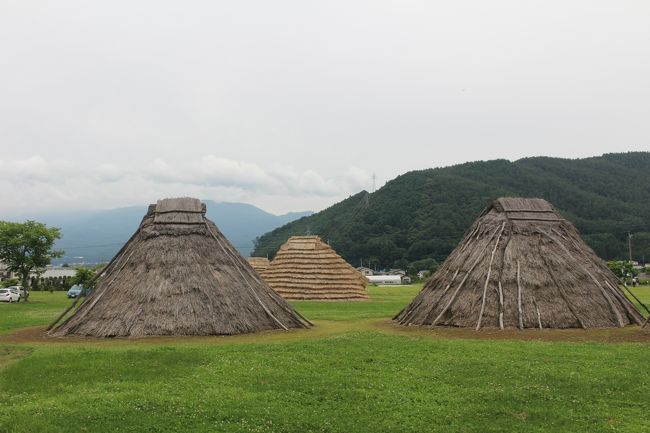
248,257 -> 270,274
261,236 -> 368,300
395,198 -> 643,329
52,198 -> 311,337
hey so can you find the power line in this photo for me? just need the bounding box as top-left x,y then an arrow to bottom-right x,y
59,242 -> 257,250
57,243 -> 124,249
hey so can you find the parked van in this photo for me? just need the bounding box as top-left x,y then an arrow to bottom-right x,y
67,284 -> 85,299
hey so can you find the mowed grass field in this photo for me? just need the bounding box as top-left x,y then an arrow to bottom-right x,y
0,286 -> 649,433
0,293 -> 72,335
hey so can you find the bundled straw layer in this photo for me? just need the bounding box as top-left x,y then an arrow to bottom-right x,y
262,236 -> 368,300
248,257 -> 270,273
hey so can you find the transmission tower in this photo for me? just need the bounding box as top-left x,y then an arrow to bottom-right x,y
628,232 -> 633,263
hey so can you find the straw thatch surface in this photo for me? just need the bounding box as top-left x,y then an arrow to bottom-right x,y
52,198 -> 310,337
395,197 -> 644,330
261,236 -> 368,300
248,257 -> 270,273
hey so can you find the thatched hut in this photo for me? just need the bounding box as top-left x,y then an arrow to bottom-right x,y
51,198 -> 311,337
261,236 -> 368,300
248,257 -> 270,274
395,198 -> 643,329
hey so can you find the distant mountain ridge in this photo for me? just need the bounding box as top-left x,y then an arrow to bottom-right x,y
9,201 -> 312,264
253,152 -> 650,268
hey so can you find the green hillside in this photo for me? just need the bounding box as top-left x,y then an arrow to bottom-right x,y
253,152 -> 650,269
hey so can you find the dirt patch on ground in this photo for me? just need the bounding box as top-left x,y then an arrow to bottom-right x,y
375,320 -> 650,343
2,320 -> 649,346
0,322 -> 355,347
0,325 -> 311,346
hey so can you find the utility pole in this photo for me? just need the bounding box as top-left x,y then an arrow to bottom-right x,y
628,232 -> 633,263
372,173 -> 376,193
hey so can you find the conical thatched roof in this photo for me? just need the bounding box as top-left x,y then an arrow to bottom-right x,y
261,236 -> 368,300
52,198 -> 310,337
395,198 -> 643,330
248,257 -> 270,273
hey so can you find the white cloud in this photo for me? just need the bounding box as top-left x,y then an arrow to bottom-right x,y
293,169 -> 340,195
0,155 -> 372,215
343,167 -> 374,192
93,163 -> 128,183
137,155 -> 370,196
186,155 -> 283,191
144,158 -> 178,183
2,156 -> 73,182
142,156 -> 282,192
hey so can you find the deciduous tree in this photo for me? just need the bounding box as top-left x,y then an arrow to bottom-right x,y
0,220 -> 63,300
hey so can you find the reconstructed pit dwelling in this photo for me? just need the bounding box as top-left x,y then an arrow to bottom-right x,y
395,198 -> 643,330
262,236 -> 368,301
51,198 -> 310,337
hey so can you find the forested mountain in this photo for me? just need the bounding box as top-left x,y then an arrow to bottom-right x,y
253,152 -> 650,269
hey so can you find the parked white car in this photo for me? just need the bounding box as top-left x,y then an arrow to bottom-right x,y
6,285 -> 26,299
0,288 -> 21,303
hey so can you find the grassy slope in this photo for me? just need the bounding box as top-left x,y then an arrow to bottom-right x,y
0,288 -> 649,433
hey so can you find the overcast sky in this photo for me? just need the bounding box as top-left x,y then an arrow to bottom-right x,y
1,0 -> 649,215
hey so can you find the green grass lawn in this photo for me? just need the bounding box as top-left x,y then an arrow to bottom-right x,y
0,292 -> 72,335
623,285 -> 650,315
0,286 -> 649,433
288,285 -> 421,321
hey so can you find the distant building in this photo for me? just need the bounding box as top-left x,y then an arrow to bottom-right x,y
367,275 -> 402,285
356,267 -> 374,276
417,270 -> 431,279
389,269 -> 406,277
29,267 -> 78,289
39,268 -> 77,279
1,265 -> 78,286
401,275 -> 412,284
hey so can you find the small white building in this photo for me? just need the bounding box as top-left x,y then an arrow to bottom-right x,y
356,267 -> 374,276
0,262 -> 14,281
367,275 -> 402,285
39,268 -> 77,279
417,270 -> 431,279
